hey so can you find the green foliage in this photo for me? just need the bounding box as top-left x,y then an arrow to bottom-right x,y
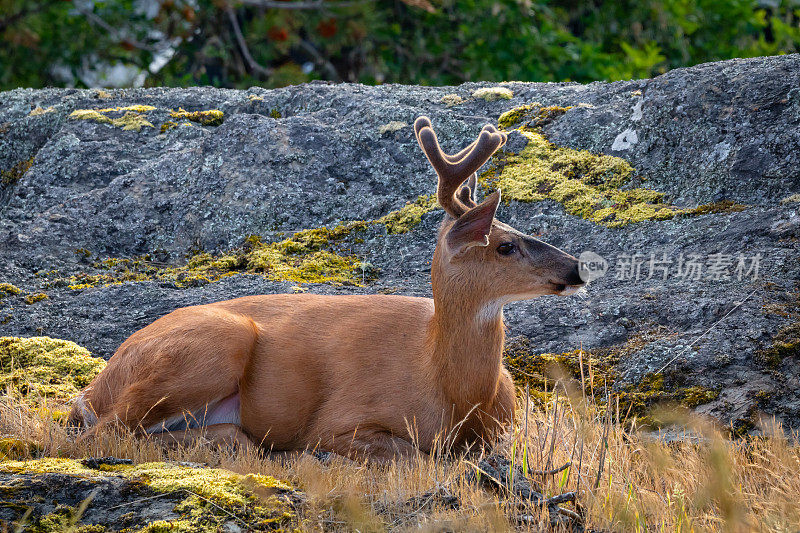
2,0 -> 799,90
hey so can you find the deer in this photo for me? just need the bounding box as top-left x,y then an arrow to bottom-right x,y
69,116 -> 586,461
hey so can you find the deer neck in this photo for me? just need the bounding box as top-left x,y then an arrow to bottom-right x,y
427,285 -> 506,414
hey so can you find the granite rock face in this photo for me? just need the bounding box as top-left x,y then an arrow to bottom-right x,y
1,55 -> 799,431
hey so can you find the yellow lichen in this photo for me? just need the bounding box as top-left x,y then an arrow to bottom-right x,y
0,282 -> 22,297
440,94 -> 465,107
110,112 -> 155,132
497,103 -> 573,130
95,90 -> 112,98
248,94 -> 264,102
69,109 -> 113,124
1,158 -> 34,185
491,104 -> 754,227
24,292 -> 49,304
482,129 -> 680,227
169,108 -> 224,126
94,105 -> 157,113
377,194 -> 438,234
0,336 -> 106,409
69,106 -> 155,132
378,121 -> 408,135
58,194 -> 442,290
472,87 -> 514,102
28,106 -> 55,117
688,200 -> 747,215
780,193 -> 800,204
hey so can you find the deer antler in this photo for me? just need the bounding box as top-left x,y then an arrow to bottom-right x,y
414,116 -> 506,217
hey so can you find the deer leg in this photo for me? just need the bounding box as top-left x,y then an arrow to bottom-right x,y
331,431 -> 426,463
147,423 -> 255,451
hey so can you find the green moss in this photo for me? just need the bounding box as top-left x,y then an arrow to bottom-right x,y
27,504 -> 107,533
169,108 -> 224,126
688,200 -> 748,215
472,87 -> 513,101
497,103 -> 573,130
24,292 -> 49,305
1,157 -> 34,186
0,282 -> 22,297
0,336 -> 106,409
490,104 -> 757,227
0,459 -> 297,532
679,386 -> 719,408
758,320 -> 800,369
482,128 -> 681,227
159,121 -> 178,133
503,337 -> 616,407
377,194 -> 438,234
269,108 -> 281,119
95,105 -> 157,113
69,109 -> 113,125
110,112 -> 154,132
57,193 -> 440,290
503,335 -> 712,424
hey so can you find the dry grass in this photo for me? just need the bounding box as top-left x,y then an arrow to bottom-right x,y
1,385 -> 799,532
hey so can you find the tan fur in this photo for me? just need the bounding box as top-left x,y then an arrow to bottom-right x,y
71,117 -> 585,461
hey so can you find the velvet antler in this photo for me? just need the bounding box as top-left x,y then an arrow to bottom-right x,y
414,116 -> 506,218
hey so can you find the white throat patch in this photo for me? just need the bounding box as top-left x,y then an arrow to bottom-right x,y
476,299 -> 505,325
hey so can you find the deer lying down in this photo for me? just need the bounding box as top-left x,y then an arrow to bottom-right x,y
69,116 -> 586,461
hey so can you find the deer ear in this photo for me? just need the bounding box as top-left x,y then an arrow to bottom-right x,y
445,190 -> 501,255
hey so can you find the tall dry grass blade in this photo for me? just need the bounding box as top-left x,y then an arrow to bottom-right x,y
594,392 -> 611,491
578,343 -> 586,406
546,388 -> 559,472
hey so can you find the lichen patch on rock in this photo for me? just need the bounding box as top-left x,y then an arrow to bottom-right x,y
489,104 -> 751,227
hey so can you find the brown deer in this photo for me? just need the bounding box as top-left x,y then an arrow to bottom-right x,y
70,116 -> 585,461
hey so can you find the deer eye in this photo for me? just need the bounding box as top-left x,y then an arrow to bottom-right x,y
497,242 -> 516,256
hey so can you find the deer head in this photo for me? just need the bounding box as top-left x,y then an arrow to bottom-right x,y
415,116 -> 585,318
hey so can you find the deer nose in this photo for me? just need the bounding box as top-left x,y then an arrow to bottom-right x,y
566,262 -> 585,286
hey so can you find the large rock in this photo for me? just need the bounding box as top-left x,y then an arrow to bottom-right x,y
0,55 -> 798,431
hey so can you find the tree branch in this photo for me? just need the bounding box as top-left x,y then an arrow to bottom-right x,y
225,7 -> 273,78
297,38 -> 340,81
237,0 -> 372,9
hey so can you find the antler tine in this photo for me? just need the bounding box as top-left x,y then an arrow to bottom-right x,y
456,172 -> 479,208
415,118 -> 505,163
416,117 -> 504,217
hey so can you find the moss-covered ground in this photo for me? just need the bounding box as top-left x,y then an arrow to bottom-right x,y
0,337 -> 106,418
0,458 -> 298,532
489,103 -> 748,227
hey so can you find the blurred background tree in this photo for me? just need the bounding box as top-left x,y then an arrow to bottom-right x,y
1,0 -> 799,90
